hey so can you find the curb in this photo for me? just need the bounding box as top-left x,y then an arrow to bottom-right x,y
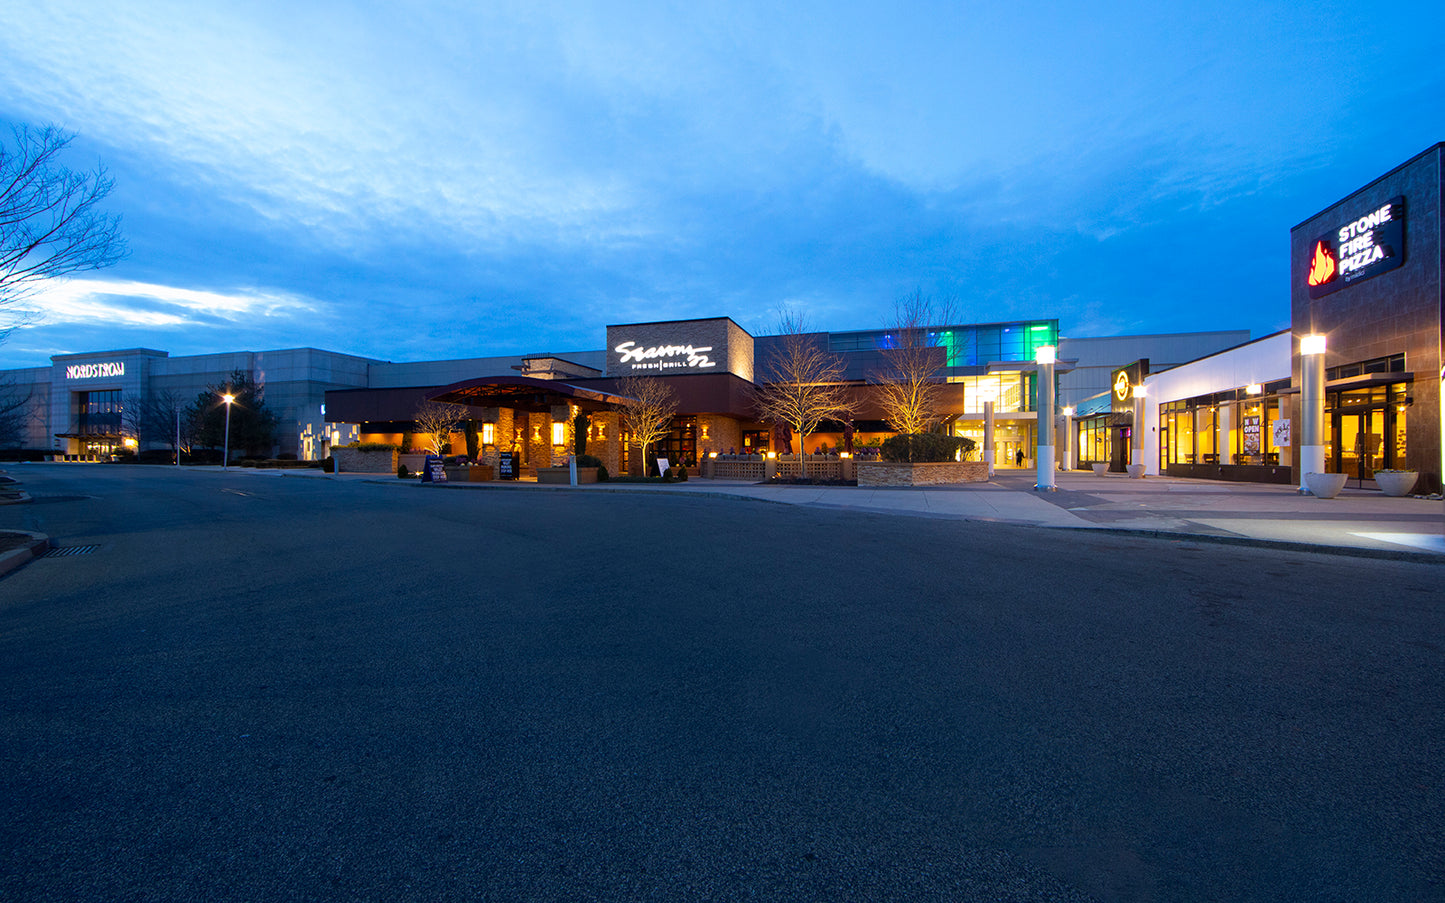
0,530 -> 50,578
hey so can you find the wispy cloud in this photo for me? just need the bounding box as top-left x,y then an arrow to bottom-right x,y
23,278 -> 320,329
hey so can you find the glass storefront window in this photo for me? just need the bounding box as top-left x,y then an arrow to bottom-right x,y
1196,406 -> 1216,463
1176,408 -> 1195,464
945,371 -> 1032,413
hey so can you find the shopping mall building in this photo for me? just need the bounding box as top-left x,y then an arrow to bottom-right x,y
3,143 -> 1439,491
0,317 -> 1245,475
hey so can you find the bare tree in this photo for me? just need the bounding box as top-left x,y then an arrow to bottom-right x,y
414,400 -> 468,456
0,381 -> 35,448
123,390 -> 186,457
752,307 -> 853,480
1,125 -> 127,320
616,376 -> 677,476
872,289 -> 954,457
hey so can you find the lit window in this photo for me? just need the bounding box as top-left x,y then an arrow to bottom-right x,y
481,423 -> 495,444
551,422 -> 565,445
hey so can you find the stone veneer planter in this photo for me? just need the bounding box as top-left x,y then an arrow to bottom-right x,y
334,447 -> 399,474
536,466 -> 599,484
857,461 -> 989,487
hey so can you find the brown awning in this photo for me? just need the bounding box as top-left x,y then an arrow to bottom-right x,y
425,375 -> 627,412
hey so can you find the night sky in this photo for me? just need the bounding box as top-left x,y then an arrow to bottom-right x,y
2,1 -> 1441,368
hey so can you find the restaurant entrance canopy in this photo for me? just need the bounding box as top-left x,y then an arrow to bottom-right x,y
425,375 -> 628,412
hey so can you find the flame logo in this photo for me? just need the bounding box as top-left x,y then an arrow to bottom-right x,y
1307,240 -> 1336,287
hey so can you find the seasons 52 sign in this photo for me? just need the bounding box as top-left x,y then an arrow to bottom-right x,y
1305,196 -> 1405,299
612,341 -> 716,372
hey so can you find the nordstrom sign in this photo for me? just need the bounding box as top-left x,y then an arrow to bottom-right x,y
65,362 -> 125,380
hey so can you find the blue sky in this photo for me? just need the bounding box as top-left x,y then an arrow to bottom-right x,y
2,1 -> 1441,368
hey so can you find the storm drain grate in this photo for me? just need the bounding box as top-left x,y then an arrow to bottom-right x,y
43,545 -> 99,558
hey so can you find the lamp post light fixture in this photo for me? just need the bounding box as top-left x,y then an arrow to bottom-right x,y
221,392 -> 235,471
1299,334 -> 1327,492
1034,345 -> 1056,491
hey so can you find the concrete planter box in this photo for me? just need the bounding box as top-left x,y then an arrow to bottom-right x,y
1304,472 -> 1348,499
1373,471 -> 1418,497
857,461 -> 989,487
1092,463 -> 1108,476
536,466 -> 599,484
335,447 -> 399,474
1126,463 -> 1146,479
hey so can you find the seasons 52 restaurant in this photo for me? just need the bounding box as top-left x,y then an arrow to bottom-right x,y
323,315 -> 1066,477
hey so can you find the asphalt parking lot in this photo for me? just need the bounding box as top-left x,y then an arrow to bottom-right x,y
2,465 -> 1442,901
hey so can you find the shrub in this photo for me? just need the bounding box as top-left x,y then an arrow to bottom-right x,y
880,433 -> 973,463
317,455 -> 335,472
137,449 -> 177,465
345,441 -> 399,452
575,454 -> 609,481
397,464 -> 410,479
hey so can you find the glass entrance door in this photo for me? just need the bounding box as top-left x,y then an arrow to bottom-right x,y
1333,409 -> 1385,479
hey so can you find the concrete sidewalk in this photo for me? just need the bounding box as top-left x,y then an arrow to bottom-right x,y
426,468 -> 1445,558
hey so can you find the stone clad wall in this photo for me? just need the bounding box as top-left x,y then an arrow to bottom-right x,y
857,461 -> 990,486
335,447 -> 398,473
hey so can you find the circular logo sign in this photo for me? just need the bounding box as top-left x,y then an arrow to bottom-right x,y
1113,371 -> 1132,402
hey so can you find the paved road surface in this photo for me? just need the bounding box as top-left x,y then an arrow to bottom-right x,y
2,466 -> 1442,901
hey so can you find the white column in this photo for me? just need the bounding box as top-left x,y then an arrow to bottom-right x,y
1131,385 -> 1147,475
1300,334 -> 1327,492
1035,347 -> 1056,490
983,401 -> 995,476
1061,407 -> 1075,471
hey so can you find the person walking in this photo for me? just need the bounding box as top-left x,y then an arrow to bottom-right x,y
1015,448 -> 1025,467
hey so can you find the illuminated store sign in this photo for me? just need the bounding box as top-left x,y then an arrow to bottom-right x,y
65,362 -> 125,380
612,341 -> 716,372
1306,196 -> 1405,299
1113,371 -> 1132,403
1110,360 -> 1149,414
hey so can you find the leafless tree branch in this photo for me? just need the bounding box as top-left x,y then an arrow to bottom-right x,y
1,124 -> 127,311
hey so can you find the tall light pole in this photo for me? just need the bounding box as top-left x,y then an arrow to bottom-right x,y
1300,334 -> 1326,492
1034,345 -> 1056,491
221,393 -> 235,471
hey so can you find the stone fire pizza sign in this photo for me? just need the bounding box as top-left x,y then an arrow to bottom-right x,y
1305,196 -> 1405,299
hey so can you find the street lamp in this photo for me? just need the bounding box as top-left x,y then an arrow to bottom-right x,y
221,393 -> 235,471
1132,383 -> 1147,476
1034,345 -> 1056,491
